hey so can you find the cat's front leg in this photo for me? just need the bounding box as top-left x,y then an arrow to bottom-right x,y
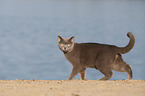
80,68 -> 86,80
68,66 -> 81,80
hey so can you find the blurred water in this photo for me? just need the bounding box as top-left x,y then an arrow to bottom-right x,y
0,0 -> 144,80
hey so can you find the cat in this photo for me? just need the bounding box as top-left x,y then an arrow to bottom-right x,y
57,32 -> 135,80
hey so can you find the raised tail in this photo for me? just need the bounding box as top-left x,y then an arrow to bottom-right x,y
115,32 -> 135,54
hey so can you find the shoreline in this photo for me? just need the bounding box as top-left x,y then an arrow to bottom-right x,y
0,80 -> 145,96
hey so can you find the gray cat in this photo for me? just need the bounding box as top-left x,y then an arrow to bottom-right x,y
58,32 -> 135,80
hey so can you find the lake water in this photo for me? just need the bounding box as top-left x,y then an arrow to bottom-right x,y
0,0 -> 145,80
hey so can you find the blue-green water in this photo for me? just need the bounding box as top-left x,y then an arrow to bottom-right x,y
0,0 -> 144,80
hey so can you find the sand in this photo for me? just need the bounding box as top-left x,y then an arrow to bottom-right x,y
0,80 -> 145,96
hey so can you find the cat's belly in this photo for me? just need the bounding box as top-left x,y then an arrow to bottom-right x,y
80,59 -> 96,68
84,65 -> 95,68
80,49 -> 98,68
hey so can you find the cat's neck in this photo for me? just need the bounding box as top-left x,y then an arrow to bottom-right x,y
64,43 -> 80,63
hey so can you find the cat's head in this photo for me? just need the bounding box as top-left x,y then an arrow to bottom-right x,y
58,36 -> 75,53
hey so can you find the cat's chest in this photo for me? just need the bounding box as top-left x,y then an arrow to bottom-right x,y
64,51 -> 80,65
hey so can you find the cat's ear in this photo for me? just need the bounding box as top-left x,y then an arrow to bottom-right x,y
58,35 -> 62,42
70,36 -> 74,42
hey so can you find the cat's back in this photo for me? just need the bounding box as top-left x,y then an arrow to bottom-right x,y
78,42 -> 117,53
79,42 -> 116,48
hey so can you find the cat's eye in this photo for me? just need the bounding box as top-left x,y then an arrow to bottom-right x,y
67,44 -> 71,47
60,44 -> 64,46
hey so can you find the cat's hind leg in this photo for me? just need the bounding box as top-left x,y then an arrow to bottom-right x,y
113,63 -> 133,80
112,54 -> 133,80
98,68 -> 113,80
95,61 -> 113,80
80,68 -> 86,80
125,64 -> 133,79
95,53 -> 114,80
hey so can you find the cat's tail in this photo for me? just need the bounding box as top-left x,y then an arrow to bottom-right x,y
115,32 -> 135,54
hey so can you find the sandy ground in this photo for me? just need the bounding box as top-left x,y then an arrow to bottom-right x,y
0,80 -> 145,96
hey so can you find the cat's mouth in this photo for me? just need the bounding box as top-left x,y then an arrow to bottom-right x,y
62,49 -> 70,54
63,50 -> 68,54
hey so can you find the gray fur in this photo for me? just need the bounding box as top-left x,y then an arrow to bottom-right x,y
58,32 -> 135,80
